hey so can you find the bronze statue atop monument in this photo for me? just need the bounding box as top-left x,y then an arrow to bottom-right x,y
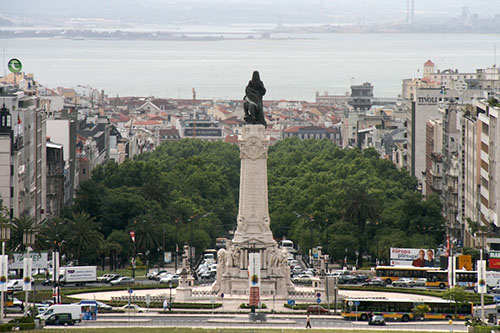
243,71 -> 267,127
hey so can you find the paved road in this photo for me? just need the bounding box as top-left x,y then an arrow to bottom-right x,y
73,314 -> 468,331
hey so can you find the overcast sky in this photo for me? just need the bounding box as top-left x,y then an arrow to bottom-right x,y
3,0 -> 500,25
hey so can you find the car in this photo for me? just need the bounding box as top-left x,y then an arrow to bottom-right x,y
413,278 -> 427,287
293,274 -> 314,284
109,277 -> 135,286
156,272 -> 171,281
292,266 -> 302,275
307,305 -> 329,314
355,274 -> 369,283
97,273 -> 114,283
368,313 -> 386,326
149,270 -> 167,280
361,279 -> 386,287
159,274 -> 180,285
7,279 -> 24,291
304,268 -> 317,276
101,274 -> 122,283
120,304 -> 146,313
44,312 -> 74,326
392,278 -> 415,287
338,275 -> 357,284
288,260 -> 299,267
490,286 -> 500,294
74,300 -> 112,310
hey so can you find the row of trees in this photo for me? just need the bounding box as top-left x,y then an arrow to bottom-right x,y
1,138 -> 446,267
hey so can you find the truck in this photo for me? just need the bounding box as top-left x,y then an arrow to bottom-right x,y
58,266 -> 97,286
36,304 -> 81,324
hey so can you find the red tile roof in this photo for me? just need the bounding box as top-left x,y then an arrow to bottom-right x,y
424,59 -> 434,66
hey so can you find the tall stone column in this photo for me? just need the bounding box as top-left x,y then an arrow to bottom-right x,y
232,125 -> 274,245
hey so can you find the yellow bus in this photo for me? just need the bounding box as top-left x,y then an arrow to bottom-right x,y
425,270 -> 448,289
341,297 -> 473,322
375,266 -> 440,285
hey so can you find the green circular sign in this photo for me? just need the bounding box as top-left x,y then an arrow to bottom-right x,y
7,58 -> 22,73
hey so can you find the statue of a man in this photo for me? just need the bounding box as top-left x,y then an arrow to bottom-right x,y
243,71 -> 267,127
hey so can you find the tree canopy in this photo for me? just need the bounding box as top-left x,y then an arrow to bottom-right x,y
31,138 -> 445,266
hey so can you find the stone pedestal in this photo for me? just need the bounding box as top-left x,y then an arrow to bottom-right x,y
175,268 -> 195,302
213,125 -> 294,297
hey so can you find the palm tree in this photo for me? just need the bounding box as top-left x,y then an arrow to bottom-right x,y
343,183 -> 380,265
38,217 -> 69,253
128,217 -> 161,263
66,212 -> 104,265
9,215 -> 38,252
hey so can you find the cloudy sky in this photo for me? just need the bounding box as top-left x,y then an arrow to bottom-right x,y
3,0 -> 500,25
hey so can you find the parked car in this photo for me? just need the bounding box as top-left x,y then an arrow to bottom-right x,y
392,278 -> 415,287
148,270 -> 167,280
307,305 -> 329,314
368,313 -> 386,326
97,274 -> 114,283
292,266 -> 302,275
109,277 -> 135,286
102,274 -> 122,283
355,274 -> 369,283
293,274 -> 314,284
361,279 -> 386,287
338,275 -> 357,284
159,274 -> 180,285
45,313 -> 74,326
413,278 -> 427,287
121,304 -> 146,313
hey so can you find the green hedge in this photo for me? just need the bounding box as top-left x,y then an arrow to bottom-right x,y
63,283 -> 175,296
0,323 -> 35,331
283,303 -> 338,310
239,303 -> 267,309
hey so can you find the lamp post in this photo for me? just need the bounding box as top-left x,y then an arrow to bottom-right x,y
293,211 -> 315,260
376,221 -> 379,266
22,230 -> 35,316
0,223 -> 10,323
168,282 -> 172,311
188,212 -> 211,269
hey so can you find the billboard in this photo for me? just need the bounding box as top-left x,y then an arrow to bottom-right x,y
248,252 -> 261,307
489,251 -> 500,270
10,252 -> 48,270
390,248 -> 436,267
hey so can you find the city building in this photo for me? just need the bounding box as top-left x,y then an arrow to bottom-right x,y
0,84 -> 46,223
348,82 -> 374,112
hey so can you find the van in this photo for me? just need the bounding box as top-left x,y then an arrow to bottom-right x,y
280,240 -> 296,253
36,304 -> 81,323
45,313 -> 74,326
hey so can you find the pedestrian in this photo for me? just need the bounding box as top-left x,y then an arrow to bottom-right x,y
306,314 -> 312,329
163,299 -> 168,311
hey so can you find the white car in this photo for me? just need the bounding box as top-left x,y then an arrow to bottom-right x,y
159,274 -> 180,285
392,278 -> 415,287
413,278 -> 427,287
121,304 -> 146,313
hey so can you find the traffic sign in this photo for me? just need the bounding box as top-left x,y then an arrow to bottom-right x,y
316,292 -> 321,298
348,300 -> 354,307
287,299 -> 295,306
7,58 -> 22,73
128,289 -> 133,294
354,301 -> 360,307
455,79 -> 468,95
494,296 -> 500,303
316,298 -> 321,304
221,293 -> 224,298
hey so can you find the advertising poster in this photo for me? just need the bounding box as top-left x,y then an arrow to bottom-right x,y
23,257 -> 32,291
390,248 -> 436,267
489,251 -> 500,270
248,252 -> 261,307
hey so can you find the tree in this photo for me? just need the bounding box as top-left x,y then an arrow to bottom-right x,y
442,287 -> 468,318
128,216 -> 161,265
66,212 -> 104,265
38,217 -> 69,255
9,215 -> 38,252
343,183 -> 380,265
412,304 -> 431,321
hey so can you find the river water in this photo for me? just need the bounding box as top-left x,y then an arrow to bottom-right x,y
1,33 -> 498,101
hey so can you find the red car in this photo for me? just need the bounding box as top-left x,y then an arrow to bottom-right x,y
307,305 -> 329,314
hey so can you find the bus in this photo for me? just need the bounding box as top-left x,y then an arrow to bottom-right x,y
215,238 -> 228,249
375,266 -> 440,284
425,270 -> 448,289
341,297 -> 473,322
455,270 -> 477,288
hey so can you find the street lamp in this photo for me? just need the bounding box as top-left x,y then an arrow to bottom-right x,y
168,282 -> 172,311
0,223 -> 10,323
188,212 -> 211,269
293,212 -> 315,260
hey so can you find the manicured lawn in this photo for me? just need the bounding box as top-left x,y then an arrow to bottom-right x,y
26,328 -> 450,333
97,268 -> 148,279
